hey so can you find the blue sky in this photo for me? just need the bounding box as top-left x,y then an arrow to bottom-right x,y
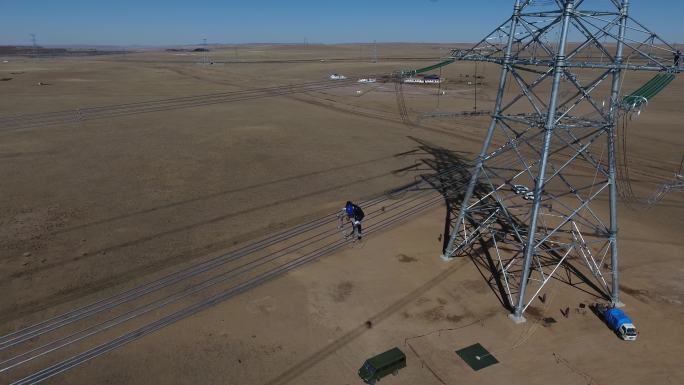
1,0 -> 682,46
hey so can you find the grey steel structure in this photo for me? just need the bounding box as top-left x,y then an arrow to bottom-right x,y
441,0 -> 681,322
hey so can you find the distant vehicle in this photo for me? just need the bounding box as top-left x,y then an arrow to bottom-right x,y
511,184 -> 536,200
330,73 -> 347,80
595,303 -> 638,341
358,347 -> 406,385
511,184 -> 529,194
357,78 -> 377,83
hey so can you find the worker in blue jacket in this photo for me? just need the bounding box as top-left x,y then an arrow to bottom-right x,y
340,201 -> 365,240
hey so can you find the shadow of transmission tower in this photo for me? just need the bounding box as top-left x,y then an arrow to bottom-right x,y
401,136 -> 609,313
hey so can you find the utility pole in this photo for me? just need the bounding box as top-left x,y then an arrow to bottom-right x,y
372,40 -> 378,63
440,0 -> 681,323
473,61 -> 478,111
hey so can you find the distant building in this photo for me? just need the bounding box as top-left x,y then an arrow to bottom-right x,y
357,78 -> 377,83
330,74 -> 347,80
403,74 -> 443,84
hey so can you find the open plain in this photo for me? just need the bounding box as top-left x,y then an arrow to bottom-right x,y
1,44 -> 683,384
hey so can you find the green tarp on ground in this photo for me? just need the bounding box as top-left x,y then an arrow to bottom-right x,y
455,343 -> 499,371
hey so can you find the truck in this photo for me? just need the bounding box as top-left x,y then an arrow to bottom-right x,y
596,303 -> 638,341
358,347 -> 406,384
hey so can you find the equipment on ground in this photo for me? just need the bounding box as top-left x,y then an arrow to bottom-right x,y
358,347 -> 406,385
455,343 -> 499,371
595,303 -> 638,341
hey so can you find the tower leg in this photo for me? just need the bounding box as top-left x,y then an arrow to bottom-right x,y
442,0 -> 522,260
608,0 -> 629,308
512,0 -> 575,322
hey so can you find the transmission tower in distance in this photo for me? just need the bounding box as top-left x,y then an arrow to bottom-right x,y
441,0 -> 681,323
202,38 -> 208,64
30,33 -> 38,58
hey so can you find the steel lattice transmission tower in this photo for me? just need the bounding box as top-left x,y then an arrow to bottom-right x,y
30,33 -> 38,58
440,0 -> 681,323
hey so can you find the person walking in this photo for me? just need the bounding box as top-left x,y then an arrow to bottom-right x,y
339,201 -> 365,241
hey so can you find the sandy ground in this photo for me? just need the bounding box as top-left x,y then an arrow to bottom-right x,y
1,44 -> 683,384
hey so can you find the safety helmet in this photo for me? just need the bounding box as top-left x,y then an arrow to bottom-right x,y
345,201 -> 354,215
